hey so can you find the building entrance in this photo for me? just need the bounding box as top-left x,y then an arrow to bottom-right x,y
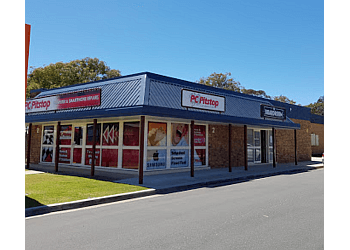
247,128 -> 273,164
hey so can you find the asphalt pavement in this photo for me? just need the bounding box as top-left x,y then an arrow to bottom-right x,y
25,158 -> 323,217
26,168 -> 324,250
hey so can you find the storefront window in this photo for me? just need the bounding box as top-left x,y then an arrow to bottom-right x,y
43,126 -> 54,145
73,148 -> 82,164
85,148 -> 100,166
194,125 -> 206,146
102,123 -> 119,146
171,123 -> 189,146
123,122 -> 140,146
122,149 -> 139,169
60,125 -> 72,145
59,147 -> 71,163
73,127 -> 83,145
195,149 -> 206,166
86,123 -> 101,145
42,126 -> 54,162
147,149 -> 166,170
247,129 -> 253,147
148,122 -> 167,146
170,149 -> 189,168
42,147 -> 53,162
101,149 -> 118,167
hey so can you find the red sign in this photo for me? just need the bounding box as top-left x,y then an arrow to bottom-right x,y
57,89 -> 101,109
25,89 -> 101,113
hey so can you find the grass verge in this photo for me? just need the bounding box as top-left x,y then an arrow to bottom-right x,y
25,173 -> 148,208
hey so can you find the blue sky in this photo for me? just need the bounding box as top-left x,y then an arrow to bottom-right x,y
25,0 -> 324,105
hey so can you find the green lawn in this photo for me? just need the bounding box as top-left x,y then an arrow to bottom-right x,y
25,173 -> 147,208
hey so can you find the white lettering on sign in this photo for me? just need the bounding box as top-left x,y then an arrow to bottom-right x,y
265,109 -> 284,117
182,89 -> 225,112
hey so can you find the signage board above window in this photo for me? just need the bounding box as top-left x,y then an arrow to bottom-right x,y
260,104 -> 286,120
181,89 -> 225,112
25,88 -> 101,113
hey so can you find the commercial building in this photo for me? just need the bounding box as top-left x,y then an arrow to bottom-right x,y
25,72 -> 324,183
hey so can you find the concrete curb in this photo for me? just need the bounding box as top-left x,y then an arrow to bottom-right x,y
25,189 -> 156,218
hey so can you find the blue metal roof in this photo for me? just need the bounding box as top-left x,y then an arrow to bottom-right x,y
25,72 -> 301,129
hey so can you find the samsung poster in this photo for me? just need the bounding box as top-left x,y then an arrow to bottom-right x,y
147,149 -> 167,170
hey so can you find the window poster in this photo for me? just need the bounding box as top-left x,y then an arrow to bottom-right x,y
101,149 -> 118,167
86,123 -> 101,145
102,123 -> 119,146
59,147 -> 71,163
195,149 -> 206,166
171,123 -> 189,146
148,122 -> 167,146
123,122 -> 140,146
85,148 -> 100,166
60,125 -> 72,145
42,147 -> 53,162
73,148 -> 82,164
43,126 -> 54,145
170,149 -> 189,168
147,149 -> 166,170
194,125 -> 206,146
122,150 -> 139,169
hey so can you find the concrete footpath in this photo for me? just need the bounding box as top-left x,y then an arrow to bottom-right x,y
25,159 -> 323,217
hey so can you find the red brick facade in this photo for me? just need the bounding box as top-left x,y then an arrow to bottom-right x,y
310,122 -> 324,156
26,124 -> 42,164
207,119 -> 318,168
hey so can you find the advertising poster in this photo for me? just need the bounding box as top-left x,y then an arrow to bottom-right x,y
60,125 -> 72,145
146,149 -> 166,170
42,147 -> 53,162
123,122 -> 140,146
59,147 -> 71,163
171,123 -> 189,146
85,148 -> 100,166
43,126 -> 54,145
194,125 -> 206,146
86,123 -> 101,145
195,149 -> 206,166
170,149 -> 189,168
102,123 -> 119,146
148,122 -> 167,146
73,148 -> 82,164
122,150 -> 139,169
101,149 -> 118,167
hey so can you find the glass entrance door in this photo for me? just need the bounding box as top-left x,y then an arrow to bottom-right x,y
72,126 -> 84,164
247,129 -> 261,163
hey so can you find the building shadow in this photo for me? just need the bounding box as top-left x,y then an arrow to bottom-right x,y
25,196 -> 44,209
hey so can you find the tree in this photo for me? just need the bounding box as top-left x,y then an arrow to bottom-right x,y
273,95 -> 296,105
197,72 -> 298,104
305,96 -> 324,115
197,72 -> 242,92
241,88 -> 271,99
27,57 -> 121,97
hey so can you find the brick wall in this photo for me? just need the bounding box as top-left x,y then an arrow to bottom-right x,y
310,122 -> 324,156
25,124 -> 42,164
208,119 -> 312,168
208,124 -> 244,168
276,119 -> 311,163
